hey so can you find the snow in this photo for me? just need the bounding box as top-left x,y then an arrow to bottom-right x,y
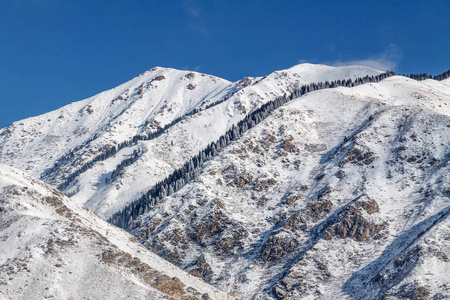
0,63 -> 388,220
129,73 -> 450,298
1,63 -> 449,298
0,164 -> 228,299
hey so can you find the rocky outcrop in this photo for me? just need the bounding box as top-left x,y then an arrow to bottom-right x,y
151,275 -> 186,297
238,77 -> 252,87
284,200 -> 333,231
101,248 -> 190,298
260,235 -> 300,262
188,255 -> 211,279
231,173 -> 253,188
339,145 -> 376,166
323,199 -> 385,242
254,178 -> 276,191
386,282 -> 431,300
185,72 -> 195,79
281,137 -> 297,153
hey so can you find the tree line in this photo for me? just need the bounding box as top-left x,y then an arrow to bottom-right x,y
108,71 -> 404,229
47,68 -> 449,195
44,85 -> 242,191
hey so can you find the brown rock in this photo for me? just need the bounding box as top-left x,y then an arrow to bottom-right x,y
151,275 -> 186,297
361,199 -> 379,214
260,236 -> 300,262
281,137 -> 296,153
284,195 -> 301,206
304,200 -> 333,221
232,173 -> 253,187
238,77 -> 252,87
185,72 -> 195,79
254,178 -> 276,191
323,200 -> 385,242
188,255 -> 211,279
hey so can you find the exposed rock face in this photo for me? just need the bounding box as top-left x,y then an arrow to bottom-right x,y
339,144 -> 376,166
254,178 -> 276,191
238,77 -> 252,87
231,173 -> 253,188
284,200 -> 333,231
188,255 -> 211,279
188,211 -> 248,255
154,75 -> 165,81
0,128 -> 11,136
187,84 -> 196,90
101,247 -> 189,297
260,235 -> 300,262
185,72 -> 195,79
281,137 -> 297,153
151,275 -> 186,297
386,282 -> 431,300
323,199 -> 385,242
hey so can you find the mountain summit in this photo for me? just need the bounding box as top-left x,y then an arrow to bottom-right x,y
1,64 -> 449,299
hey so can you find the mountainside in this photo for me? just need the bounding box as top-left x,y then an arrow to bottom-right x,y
0,64 -> 449,299
0,67 -> 232,178
0,164 -> 227,299
130,75 -> 450,298
0,64 -> 383,219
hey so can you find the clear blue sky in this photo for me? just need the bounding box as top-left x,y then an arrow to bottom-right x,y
1,0 -> 449,128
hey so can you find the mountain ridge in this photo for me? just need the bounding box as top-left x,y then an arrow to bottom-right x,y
1,63 -> 449,299
0,163 -> 227,299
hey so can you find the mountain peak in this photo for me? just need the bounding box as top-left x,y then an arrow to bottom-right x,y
1,63 -> 449,299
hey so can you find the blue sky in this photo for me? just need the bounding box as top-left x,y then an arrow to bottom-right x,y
1,0 -> 449,128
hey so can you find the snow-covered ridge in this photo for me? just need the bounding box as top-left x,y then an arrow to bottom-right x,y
0,67 -> 233,178
0,63 -> 449,299
0,164 -> 228,299
110,71 -> 396,229
129,74 -> 450,298
0,63 -> 388,219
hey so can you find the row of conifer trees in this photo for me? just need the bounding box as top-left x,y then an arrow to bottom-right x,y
48,83 -> 244,191
51,68 -> 449,196
108,71 -> 401,229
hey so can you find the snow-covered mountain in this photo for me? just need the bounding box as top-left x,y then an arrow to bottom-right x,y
0,64 -> 383,219
0,63 -> 449,299
0,164 -> 226,299
129,75 -> 450,298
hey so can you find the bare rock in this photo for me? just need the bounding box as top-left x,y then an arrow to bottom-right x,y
154,75 -> 165,81
151,275 -> 186,297
230,172 -> 253,188
254,178 -> 276,191
340,145 -> 375,166
284,194 -> 301,206
388,282 -> 430,300
281,137 -> 296,153
323,199 -> 385,242
238,77 -> 252,87
188,255 -> 211,279
260,236 -> 300,262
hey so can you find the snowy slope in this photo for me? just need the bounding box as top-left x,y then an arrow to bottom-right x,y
0,67 -> 233,178
0,63 -> 449,299
0,64 -> 383,220
0,164 -> 228,299
131,76 -> 450,299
